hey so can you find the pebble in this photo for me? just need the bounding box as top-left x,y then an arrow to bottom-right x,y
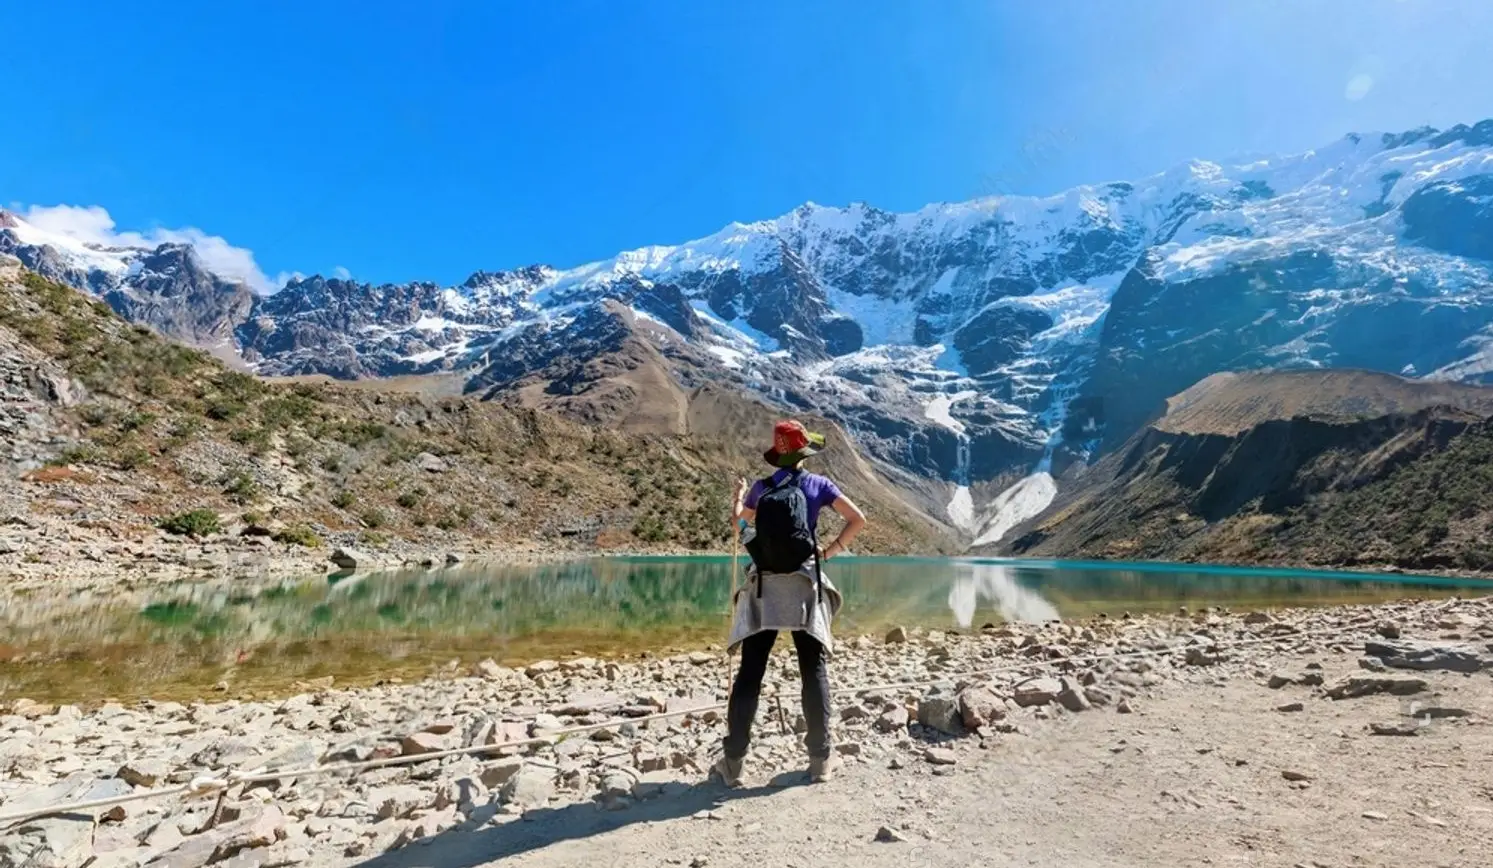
875,825 -> 908,843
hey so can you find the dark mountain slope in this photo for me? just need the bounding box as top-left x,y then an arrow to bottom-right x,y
993,370 -> 1493,571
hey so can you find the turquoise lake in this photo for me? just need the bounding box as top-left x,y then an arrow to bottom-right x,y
2,556 -> 1489,704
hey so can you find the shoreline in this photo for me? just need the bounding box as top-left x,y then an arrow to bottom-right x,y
7,531 -> 1493,600
1,596 -> 1489,867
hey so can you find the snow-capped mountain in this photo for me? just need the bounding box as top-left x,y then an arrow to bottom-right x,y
7,120 -> 1493,541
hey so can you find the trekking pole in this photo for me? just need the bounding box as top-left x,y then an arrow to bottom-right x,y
724,516 -> 744,699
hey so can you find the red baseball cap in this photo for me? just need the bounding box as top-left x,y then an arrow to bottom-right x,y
763,420 -> 827,467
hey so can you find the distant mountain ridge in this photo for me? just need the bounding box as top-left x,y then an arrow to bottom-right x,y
8,119 -> 1493,540
993,369 -> 1493,573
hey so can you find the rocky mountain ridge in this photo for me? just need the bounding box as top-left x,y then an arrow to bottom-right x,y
0,260 -> 954,594
993,369 -> 1493,571
8,119 -> 1493,541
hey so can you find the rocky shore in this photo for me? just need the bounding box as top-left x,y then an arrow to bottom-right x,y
3,595 -> 1491,868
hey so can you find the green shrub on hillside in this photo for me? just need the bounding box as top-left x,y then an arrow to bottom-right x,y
222,471 -> 261,505
158,509 -> 221,537
273,525 -> 322,548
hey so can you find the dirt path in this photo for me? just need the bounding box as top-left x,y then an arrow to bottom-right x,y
359,659 -> 1493,868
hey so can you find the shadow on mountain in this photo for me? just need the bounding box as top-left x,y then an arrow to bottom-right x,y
353,773 -> 802,868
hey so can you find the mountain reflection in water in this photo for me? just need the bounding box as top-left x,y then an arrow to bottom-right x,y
947,563 -> 1061,627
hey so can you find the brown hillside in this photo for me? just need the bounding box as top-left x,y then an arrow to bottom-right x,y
0,261 -> 953,585
1157,369 -> 1493,436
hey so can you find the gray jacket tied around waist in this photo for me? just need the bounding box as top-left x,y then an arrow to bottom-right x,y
727,562 -> 842,656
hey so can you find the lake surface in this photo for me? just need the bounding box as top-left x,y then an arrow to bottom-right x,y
3,556 -> 1490,704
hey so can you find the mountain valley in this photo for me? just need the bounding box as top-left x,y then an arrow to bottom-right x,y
7,120 -> 1493,562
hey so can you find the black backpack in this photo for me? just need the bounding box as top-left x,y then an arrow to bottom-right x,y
743,470 -> 823,601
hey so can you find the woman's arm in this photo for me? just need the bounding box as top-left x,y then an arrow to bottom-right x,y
821,495 -> 866,559
731,477 -> 756,523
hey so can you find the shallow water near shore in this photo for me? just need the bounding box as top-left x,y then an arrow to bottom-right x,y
3,556 -> 1490,705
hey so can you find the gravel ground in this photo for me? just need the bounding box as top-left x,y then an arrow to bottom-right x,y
2,595 -> 1491,868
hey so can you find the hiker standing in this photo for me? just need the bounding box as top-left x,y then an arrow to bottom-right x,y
713,420 -> 867,786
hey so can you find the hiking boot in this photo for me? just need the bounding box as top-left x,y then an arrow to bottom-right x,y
712,756 -> 744,788
808,754 -> 840,783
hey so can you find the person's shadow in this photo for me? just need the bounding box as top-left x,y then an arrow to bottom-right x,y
354,771 -> 806,868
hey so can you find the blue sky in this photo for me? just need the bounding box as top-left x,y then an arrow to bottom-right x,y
5,0 -> 1493,290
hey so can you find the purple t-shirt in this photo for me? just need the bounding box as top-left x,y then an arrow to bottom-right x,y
744,470 -> 842,529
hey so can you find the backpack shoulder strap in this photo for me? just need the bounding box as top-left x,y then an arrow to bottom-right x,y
763,471 -> 796,492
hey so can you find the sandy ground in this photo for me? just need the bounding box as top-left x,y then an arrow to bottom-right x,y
358,651 -> 1493,868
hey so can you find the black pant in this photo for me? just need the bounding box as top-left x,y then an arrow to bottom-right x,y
723,630 -> 832,760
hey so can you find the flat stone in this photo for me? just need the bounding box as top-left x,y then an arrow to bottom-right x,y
1276,702 -> 1305,713
874,707 -> 909,733
1362,811 -> 1389,821
923,748 -> 957,766
210,806 -> 287,863
261,740 -> 322,772
1325,676 -> 1429,700
551,692 -> 622,716
0,813 -> 95,868
884,626 -> 908,644
1411,706 -> 1470,719
478,758 -> 525,790
523,660 -> 559,678
118,758 -> 172,788
1267,672 -> 1297,689
1013,677 -> 1062,708
1363,640 -> 1488,674
499,767 -> 554,809
143,834 -> 221,868
398,732 -> 448,757
874,825 -> 908,843
1369,721 -> 1422,736
1281,770 -> 1312,782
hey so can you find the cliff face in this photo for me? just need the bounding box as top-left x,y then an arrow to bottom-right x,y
994,371 -> 1493,571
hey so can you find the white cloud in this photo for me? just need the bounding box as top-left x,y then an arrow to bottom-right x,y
19,204 -> 283,294
332,265 -> 352,280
